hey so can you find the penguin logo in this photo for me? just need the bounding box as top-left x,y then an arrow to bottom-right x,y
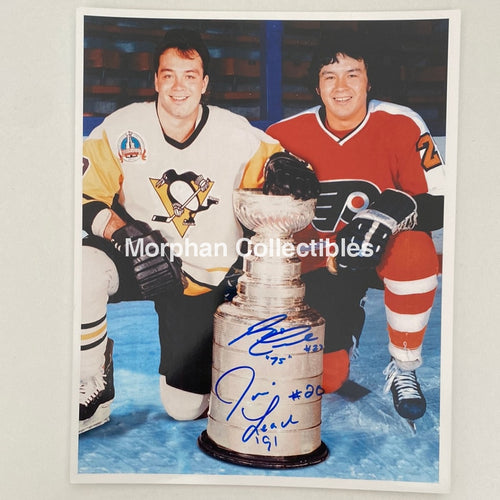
149,169 -> 219,237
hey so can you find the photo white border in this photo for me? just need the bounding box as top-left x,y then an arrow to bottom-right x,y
71,7 -> 460,493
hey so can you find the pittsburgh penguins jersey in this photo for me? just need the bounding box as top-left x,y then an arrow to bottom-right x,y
266,100 -> 446,273
83,102 -> 282,293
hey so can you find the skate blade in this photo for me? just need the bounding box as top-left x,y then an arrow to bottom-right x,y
79,401 -> 112,434
406,419 -> 417,434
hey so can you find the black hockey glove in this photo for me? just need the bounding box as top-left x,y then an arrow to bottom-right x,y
111,220 -> 185,299
221,266 -> 244,302
262,151 -> 320,200
335,189 -> 417,272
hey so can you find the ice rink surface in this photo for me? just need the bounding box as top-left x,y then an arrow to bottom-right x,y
76,275 -> 443,485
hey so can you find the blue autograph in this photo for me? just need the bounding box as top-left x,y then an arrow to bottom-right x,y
214,365 -> 299,449
228,314 -> 318,356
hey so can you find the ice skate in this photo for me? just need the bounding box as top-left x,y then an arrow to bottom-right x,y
383,358 -> 426,428
79,338 -> 115,434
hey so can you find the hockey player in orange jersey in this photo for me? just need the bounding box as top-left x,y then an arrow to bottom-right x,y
267,31 -> 445,424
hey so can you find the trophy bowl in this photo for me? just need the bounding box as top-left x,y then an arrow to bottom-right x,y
233,189 -> 316,237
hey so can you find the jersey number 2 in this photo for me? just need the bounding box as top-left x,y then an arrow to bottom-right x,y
416,133 -> 442,171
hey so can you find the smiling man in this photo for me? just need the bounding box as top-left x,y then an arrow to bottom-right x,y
267,31 -> 446,426
317,52 -> 370,131
79,28 -> 318,433
154,44 -> 209,141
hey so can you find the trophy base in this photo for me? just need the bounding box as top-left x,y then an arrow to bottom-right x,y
197,430 -> 329,469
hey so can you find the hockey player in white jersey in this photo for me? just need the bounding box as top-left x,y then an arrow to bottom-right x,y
79,28 -> 319,433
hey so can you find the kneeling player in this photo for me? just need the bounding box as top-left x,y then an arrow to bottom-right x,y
266,30 -> 446,425
79,152 -> 319,433
78,28 -> 321,433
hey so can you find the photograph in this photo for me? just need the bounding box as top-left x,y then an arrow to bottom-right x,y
72,8 -> 459,492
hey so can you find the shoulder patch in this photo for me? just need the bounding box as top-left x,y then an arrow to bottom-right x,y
117,131 -> 147,163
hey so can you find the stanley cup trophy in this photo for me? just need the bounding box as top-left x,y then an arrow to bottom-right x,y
198,188 -> 329,468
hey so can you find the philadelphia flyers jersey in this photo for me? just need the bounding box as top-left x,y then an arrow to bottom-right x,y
266,100 -> 446,273
83,102 -> 282,293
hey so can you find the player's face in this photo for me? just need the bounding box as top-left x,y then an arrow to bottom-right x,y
317,53 -> 370,131
155,48 -> 209,123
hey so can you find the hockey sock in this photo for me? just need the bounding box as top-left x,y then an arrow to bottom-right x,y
81,314 -> 108,379
80,246 -> 119,378
377,231 -> 439,369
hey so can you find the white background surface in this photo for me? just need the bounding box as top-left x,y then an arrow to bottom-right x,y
1,1 -> 499,499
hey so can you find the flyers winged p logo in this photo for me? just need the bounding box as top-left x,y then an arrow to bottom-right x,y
150,169 -> 219,237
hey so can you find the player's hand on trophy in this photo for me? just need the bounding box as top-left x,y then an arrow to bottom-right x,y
263,151 -> 320,200
111,220 -> 186,299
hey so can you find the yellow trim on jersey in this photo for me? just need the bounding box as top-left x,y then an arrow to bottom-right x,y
183,266 -> 231,296
184,277 -> 213,296
206,267 -> 231,273
239,142 -> 283,189
81,323 -> 107,341
83,130 -> 124,207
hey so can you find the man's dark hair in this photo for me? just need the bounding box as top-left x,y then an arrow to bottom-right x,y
308,30 -> 371,90
154,28 -> 211,75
